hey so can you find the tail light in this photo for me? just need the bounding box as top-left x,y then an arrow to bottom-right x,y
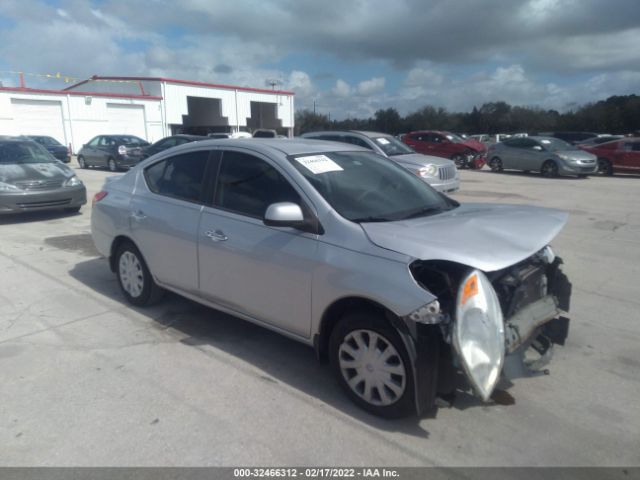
118,145 -> 127,155
92,191 -> 108,207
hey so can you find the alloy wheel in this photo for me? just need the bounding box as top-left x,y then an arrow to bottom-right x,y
338,329 -> 406,406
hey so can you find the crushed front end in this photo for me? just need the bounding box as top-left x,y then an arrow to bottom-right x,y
406,246 -> 572,412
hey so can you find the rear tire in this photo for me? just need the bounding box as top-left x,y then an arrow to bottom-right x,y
489,156 -> 503,172
541,160 -> 559,177
77,156 -> 87,169
598,158 -> 613,176
329,310 -> 415,418
115,241 -> 164,307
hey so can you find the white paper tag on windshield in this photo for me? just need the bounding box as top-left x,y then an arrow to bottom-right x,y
540,139 -> 551,144
376,138 -> 390,145
295,155 -> 343,174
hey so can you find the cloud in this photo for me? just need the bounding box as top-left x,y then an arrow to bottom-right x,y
332,80 -> 352,98
357,77 -> 385,96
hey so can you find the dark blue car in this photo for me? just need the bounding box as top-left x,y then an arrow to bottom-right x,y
28,135 -> 70,163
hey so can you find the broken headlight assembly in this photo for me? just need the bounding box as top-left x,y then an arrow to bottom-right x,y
453,269 -> 505,401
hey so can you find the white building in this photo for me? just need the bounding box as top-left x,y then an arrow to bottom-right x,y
0,75 -> 295,152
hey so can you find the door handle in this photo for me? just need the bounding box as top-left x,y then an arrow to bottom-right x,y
205,229 -> 228,242
131,210 -> 147,221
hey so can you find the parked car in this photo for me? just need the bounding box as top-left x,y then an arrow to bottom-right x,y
402,130 -> 486,169
142,134 -> 206,159
77,135 -> 150,171
27,135 -> 71,163
576,135 -> 624,147
469,133 -> 512,146
487,136 -> 598,177
580,138 -> 640,175
92,138 -> 572,418
300,130 -> 459,193
0,137 -> 86,214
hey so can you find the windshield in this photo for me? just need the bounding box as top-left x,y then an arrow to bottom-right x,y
30,136 -> 61,146
444,133 -> 464,143
537,137 -> 574,151
0,142 -> 58,164
290,151 -> 454,223
372,136 -> 414,156
114,136 -> 146,145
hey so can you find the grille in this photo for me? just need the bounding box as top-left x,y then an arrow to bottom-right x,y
14,179 -> 64,190
438,164 -> 457,180
16,199 -> 71,208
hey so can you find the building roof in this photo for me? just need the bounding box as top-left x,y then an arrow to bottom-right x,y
65,75 -> 295,96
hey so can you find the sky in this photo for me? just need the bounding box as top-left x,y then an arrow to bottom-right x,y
0,0 -> 639,120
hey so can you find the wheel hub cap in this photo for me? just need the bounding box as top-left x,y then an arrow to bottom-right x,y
118,251 -> 144,298
338,329 -> 406,407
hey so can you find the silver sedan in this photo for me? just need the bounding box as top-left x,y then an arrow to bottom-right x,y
91,139 -> 572,418
487,136 -> 598,177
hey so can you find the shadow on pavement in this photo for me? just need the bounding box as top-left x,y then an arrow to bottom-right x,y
69,256 -> 487,438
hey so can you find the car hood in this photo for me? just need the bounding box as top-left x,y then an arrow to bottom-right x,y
462,139 -> 486,152
392,153 -> 454,168
0,162 -> 73,183
557,150 -> 597,161
360,203 -> 568,272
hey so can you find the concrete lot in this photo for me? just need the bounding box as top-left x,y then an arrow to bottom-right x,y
1,163 -> 639,466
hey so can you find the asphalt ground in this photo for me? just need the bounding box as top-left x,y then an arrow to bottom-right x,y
1,162 -> 639,466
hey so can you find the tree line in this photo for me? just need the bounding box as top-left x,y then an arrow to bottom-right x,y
295,94 -> 640,136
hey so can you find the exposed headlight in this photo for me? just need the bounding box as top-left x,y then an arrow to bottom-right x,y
63,175 -> 83,187
0,182 -> 20,192
453,270 -> 505,401
118,145 -> 127,155
417,164 -> 438,177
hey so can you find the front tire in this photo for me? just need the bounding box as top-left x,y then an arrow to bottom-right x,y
108,157 -> 118,172
598,158 -> 613,176
541,160 -> 559,177
115,242 -> 164,306
489,156 -> 503,172
329,311 -> 415,418
77,156 -> 87,169
451,153 -> 465,168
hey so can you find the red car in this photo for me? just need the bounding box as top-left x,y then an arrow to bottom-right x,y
580,138 -> 640,175
402,130 -> 486,169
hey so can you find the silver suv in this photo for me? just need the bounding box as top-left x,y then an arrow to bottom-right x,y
91,139 -> 572,418
301,131 -> 459,193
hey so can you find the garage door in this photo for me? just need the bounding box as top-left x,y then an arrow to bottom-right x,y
106,104 -> 146,139
11,99 -> 66,144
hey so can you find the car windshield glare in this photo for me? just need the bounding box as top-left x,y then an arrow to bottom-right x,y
289,151 -> 453,223
445,134 -> 464,143
538,138 -> 574,151
0,142 -> 57,164
373,136 -> 414,156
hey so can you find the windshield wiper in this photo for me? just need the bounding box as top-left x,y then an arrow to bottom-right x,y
351,216 -> 393,223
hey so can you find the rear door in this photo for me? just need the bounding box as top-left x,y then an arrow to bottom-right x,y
129,149 -> 212,293
197,149 -> 317,338
621,142 -> 640,172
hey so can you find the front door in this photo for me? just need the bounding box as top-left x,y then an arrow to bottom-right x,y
198,149 -> 317,338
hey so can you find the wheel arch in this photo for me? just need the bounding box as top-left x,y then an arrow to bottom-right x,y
109,235 -> 143,272
315,296 -> 400,361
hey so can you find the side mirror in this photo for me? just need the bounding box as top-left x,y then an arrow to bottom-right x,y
264,202 -> 305,228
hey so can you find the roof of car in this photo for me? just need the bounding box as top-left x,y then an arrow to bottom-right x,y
173,134 -> 207,139
187,138 -> 362,156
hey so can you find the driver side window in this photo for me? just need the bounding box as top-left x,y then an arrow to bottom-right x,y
214,151 -> 301,219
